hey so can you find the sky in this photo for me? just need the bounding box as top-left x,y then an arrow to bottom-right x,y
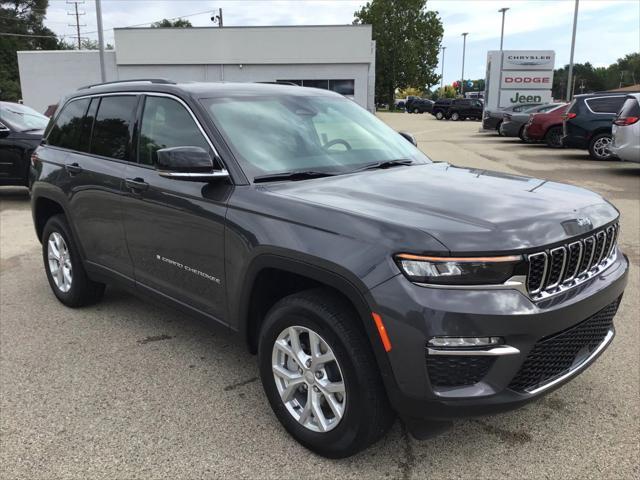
42,0 -> 640,85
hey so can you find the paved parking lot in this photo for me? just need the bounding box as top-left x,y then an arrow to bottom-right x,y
1,113 -> 638,479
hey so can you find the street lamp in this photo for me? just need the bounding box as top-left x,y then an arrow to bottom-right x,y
461,33 -> 468,96
566,0 -> 579,101
440,46 -> 446,94
498,7 -> 509,51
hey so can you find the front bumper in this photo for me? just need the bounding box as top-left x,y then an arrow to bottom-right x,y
367,250 -> 628,420
482,116 -> 501,130
499,121 -> 521,137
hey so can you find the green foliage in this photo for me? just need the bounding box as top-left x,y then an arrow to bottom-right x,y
552,53 -> 640,98
396,86 -> 424,99
0,0 -> 61,101
151,18 -> 193,28
354,0 -> 443,109
431,85 -> 456,99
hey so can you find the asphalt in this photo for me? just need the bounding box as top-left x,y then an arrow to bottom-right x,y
1,113 -> 638,479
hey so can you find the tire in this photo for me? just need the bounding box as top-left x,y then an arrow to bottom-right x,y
42,214 -> 105,307
435,110 -> 444,120
412,108 -> 418,114
450,112 -> 460,121
258,288 -> 394,458
588,133 -> 614,160
544,126 -> 563,148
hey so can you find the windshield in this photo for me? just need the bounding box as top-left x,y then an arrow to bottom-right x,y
0,103 -> 49,132
202,94 -> 430,181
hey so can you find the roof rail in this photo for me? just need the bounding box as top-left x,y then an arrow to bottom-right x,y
78,78 -> 176,90
255,81 -> 300,86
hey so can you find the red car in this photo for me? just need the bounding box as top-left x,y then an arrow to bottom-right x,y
524,103 -> 568,147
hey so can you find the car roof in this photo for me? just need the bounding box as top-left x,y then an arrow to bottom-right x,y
66,80 -> 341,101
573,91 -> 638,99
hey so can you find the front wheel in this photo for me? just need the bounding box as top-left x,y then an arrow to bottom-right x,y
435,110 -> 444,120
588,133 -> 614,160
258,289 -> 394,458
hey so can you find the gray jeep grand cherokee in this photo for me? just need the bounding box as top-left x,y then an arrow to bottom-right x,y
31,80 -> 628,458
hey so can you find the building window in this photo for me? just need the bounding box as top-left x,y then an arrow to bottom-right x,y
279,79 -> 355,96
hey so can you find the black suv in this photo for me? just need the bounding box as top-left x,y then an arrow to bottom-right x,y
406,98 -> 434,114
432,98 -> 483,121
562,92 -> 634,160
31,80 -> 628,458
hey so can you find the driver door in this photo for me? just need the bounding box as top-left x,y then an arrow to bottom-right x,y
120,94 -> 229,322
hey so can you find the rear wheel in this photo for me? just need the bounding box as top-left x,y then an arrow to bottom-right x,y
588,133 -> 614,160
450,112 -> 460,121
544,126 -> 563,148
258,289 -> 394,458
42,214 -> 105,307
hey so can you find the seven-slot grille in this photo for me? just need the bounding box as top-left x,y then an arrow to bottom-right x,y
526,223 -> 618,298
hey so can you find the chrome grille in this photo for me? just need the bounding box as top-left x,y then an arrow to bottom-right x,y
526,223 -> 618,300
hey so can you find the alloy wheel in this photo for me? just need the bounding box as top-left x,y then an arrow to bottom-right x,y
593,136 -> 612,159
47,232 -> 72,292
271,326 -> 346,433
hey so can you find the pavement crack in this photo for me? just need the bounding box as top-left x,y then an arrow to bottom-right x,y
399,422 -> 416,480
224,376 -> 258,391
136,334 -> 174,345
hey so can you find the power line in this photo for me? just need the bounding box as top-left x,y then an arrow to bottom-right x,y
67,0 -> 86,49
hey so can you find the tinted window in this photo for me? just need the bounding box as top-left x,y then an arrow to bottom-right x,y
329,80 -> 355,95
586,96 -> 625,113
617,97 -> 640,117
138,96 -> 210,166
77,98 -> 99,153
47,98 -> 90,150
90,96 -> 137,160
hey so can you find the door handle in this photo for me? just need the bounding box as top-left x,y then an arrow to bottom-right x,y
65,162 -> 83,175
125,177 -> 149,192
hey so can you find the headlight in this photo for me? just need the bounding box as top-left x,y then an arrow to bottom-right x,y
394,253 -> 524,285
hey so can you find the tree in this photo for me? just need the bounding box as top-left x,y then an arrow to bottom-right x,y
0,0 -> 61,101
354,0 -> 443,109
151,18 -> 193,28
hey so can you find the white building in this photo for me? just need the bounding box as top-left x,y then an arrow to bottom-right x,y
18,25 -> 376,113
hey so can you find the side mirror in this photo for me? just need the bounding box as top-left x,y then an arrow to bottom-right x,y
398,131 -> 417,147
156,146 -> 229,182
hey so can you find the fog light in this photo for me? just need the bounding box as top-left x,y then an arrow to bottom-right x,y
428,336 -> 503,348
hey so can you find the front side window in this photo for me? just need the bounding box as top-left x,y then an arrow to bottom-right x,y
46,98 -> 90,150
202,94 -> 430,181
138,96 -> 210,166
90,96 -> 137,160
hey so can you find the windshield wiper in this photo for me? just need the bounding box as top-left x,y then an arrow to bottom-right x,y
348,159 -> 413,173
253,170 -> 337,183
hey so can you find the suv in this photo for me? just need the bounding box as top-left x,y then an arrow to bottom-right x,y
431,98 -> 453,120
31,80 -> 628,458
446,98 -> 484,121
406,98 -> 434,114
562,92 -> 633,160
610,93 -> 640,163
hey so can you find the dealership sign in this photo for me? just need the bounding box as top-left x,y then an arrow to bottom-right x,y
503,51 -> 555,70
500,71 -> 553,89
498,90 -> 553,108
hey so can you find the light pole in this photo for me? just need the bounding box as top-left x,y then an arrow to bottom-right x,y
440,46 -> 446,94
460,32 -> 468,97
566,0 -> 579,101
498,7 -> 509,50
95,0 -> 106,82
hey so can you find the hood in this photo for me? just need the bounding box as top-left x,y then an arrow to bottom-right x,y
12,129 -> 44,141
265,163 -> 618,254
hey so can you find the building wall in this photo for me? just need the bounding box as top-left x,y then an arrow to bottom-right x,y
18,26 -> 375,113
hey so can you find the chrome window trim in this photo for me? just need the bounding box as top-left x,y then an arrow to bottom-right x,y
427,345 -> 520,356
525,328 -> 614,395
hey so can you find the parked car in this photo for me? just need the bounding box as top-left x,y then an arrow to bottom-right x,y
523,103 -> 569,147
31,79 -> 628,458
482,103 -> 542,131
0,101 -> 49,187
562,92 -> 633,160
447,98 -> 483,121
499,103 -> 565,140
431,98 -> 453,120
406,98 -> 434,114
610,93 -> 640,163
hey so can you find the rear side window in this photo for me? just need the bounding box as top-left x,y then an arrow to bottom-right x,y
90,96 -> 138,160
617,97 -> 640,117
138,96 -> 210,166
46,98 -> 90,150
585,96 -> 625,113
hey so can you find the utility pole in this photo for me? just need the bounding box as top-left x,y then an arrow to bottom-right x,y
67,1 -> 86,49
440,46 -> 446,95
212,8 -> 223,27
95,0 -> 106,82
498,8 -> 509,51
461,33 -> 468,97
566,0 -> 579,101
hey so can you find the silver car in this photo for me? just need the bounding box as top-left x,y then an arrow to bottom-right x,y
610,93 -> 640,163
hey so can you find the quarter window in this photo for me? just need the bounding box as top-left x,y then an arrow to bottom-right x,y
138,96 -> 210,166
90,96 -> 137,160
46,98 -> 90,150
586,97 -> 625,113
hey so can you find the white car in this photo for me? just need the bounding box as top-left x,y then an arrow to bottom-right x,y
610,93 -> 640,163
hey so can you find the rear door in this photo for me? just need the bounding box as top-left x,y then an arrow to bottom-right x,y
120,94 -> 228,322
58,94 -> 138,280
